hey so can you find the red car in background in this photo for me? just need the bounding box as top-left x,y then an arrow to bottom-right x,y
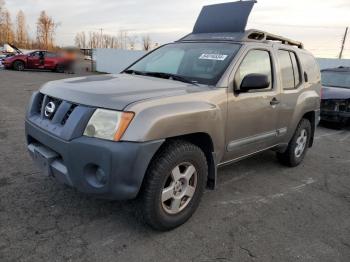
2,50 -> 69,72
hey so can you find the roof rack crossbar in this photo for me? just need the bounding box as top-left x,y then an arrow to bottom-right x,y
244,29 -> 304,49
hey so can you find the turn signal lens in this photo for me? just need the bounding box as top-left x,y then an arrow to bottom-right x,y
113,112 -> 134,141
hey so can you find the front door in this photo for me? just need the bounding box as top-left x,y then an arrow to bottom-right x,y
27,51 -> 41,69
223,48 -> 281,162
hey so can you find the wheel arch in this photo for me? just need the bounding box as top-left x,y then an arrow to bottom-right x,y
143,132 -> 217,192
302,110 -> 317,148
12,59 -> 26,69
167,133 -> 217,190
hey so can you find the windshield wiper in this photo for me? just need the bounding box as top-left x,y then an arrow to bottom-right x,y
124,69 -> 147,76
145,72 -> 198,85
124,70 -> 198,85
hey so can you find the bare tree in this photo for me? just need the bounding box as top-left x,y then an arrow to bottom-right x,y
127,34 -> 138,50
76,30 -> 146,50
36,11 -> 57,50
16,10 -> 28,48
142,35 -> 152,51
0,0 -> 5,45
75,31 -> 87,49
0,0 -> 5,24
2,9 -> 14,44
88,31 -> 99,49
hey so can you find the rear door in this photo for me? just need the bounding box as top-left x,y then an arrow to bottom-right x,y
223,46 -> 281,162
275,49 -> 305,142
44,52 -> 58,69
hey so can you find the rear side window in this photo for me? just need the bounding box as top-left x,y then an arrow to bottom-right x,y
278,50 -> 301,89
278,50 -> 294,89
46,52 -> 57,58
234,49 -> 273,91
290,53 -> 301,86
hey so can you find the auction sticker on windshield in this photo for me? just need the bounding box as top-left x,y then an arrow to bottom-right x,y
199,54 -> 228,61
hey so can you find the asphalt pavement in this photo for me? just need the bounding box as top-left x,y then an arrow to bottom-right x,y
0,69 -> 349,262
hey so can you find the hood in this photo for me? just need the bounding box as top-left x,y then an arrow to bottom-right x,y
40,74 -> 211,110
6,54 -> 26,61
322,86 -> 350,100
8,43 -> 23,54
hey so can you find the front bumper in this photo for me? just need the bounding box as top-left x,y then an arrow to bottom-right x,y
2,62 -> 11,68
320,110 -> 350,123
25,120 -> 164,200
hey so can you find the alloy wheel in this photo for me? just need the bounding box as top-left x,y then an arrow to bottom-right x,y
161,162 -> 197,215
295,129 -> 308,158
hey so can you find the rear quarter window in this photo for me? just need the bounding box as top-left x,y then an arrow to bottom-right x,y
300,53 -> 320,83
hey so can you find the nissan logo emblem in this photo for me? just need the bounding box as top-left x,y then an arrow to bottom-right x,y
44,101 -> 56,117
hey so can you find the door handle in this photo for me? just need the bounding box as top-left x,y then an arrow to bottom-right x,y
270,98 -> 280,106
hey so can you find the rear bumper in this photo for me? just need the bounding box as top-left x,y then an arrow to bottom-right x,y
25,120 -> 164,200
320,110 -> 350,123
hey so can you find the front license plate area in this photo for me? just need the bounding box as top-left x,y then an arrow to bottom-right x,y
28,143 -> 59,177
34,149 -> 52,176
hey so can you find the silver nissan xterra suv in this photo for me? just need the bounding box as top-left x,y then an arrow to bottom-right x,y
25,1 -> 321,230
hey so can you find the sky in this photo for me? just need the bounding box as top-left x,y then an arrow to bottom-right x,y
5,0 -> 350,58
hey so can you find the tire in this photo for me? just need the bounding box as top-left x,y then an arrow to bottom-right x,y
55,64 -> 65,73
13,60 -> 25,71
277,118 -> 312,167
138,140 -> 208,231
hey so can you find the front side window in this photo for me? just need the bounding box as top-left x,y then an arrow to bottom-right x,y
30,51 -> 40,57
321,71 -> 350,89
126,42 -> 241,85
234,49 -> 273,91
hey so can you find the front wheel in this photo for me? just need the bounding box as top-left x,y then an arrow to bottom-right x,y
277,118 -> 312,167
13,61 -> 25,71
139,140 -> 207,231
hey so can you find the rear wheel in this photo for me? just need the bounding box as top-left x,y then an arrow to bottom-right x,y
13,61 -> 25,71
277,118 -> 311,167
139,140 -> 207,231
55,64 -> 65,73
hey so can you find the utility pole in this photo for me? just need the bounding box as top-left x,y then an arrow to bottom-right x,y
99,28 -> 103,48
339,27 -> 348,59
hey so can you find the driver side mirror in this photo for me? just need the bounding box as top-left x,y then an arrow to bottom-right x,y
238,73 -> 270,93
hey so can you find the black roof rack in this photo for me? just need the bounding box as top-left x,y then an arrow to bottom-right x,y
244,29 -> 304,49
178,29 -> 304,49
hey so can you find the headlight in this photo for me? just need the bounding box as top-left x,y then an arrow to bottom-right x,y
83,109 -> 134,141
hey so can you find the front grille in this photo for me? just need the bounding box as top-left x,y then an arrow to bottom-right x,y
321,99 -> 350,112
37,93 -> 44,114
27,92 -> 95,141
61,104 -> 77,125
321,100 -> 336,111
35,94 -> 77,125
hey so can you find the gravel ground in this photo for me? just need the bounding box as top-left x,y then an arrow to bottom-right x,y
0,69 -> 349,262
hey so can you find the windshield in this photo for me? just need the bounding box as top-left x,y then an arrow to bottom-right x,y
321,71 -> 350,89
126,42 -> 241,85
